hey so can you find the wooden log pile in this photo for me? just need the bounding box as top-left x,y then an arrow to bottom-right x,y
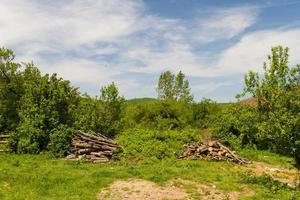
66,130 -> 120,163
179,140 -> 249,164
0,135 -> 12,153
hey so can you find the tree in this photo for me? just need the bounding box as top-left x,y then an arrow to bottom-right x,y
237,46 -> 300,155
157,71 -> 175,100
99,82 -> 124,137
16,63 -> 79,153
0,47 -> 24,132
157,70 -> 193,103
73,82 -> 124,137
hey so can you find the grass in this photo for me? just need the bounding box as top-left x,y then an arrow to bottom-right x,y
0,152 -> 299,200
238,148 -> 295,168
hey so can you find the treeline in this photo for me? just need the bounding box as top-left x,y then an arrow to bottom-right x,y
1,46 -> 299,167
0,47 -> 218,156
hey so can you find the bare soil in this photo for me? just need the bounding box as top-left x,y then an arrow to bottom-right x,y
98,162 -> 298,199
98,178 -> 254,200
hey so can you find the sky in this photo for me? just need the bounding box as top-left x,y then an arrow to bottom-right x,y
1,0 -> 300,102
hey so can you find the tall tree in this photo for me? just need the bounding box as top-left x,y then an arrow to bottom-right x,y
99,82 -> 124,137
157,71 -> 175,100
237,46 -> 300,155
0,47 -> 24,132
157,70 -> 193,103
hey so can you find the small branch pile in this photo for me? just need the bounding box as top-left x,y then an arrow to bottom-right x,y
66,131 -> 120,163
179,140 -> 249,164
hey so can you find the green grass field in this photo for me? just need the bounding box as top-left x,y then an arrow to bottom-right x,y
0,151 -> 299,200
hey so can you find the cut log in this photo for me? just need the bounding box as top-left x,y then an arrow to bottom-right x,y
0,135 -> 10,139
66,130 -> 120,163
180,140 -> 249,165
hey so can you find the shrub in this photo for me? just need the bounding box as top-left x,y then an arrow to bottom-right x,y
123,99 -> 193,130
116,128 -> 200,160
213,104 -> 259,149
191,98 -> 219,128
48,125 -> 72,157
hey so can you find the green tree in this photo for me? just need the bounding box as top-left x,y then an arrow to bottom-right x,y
17,64 -> 79,153
157,71 -> 175,100
99,82 -> 124,137
73,82 -> 124,137
157,70 -> 193,103
237,46 -> 300,155
0,48 -> 24,132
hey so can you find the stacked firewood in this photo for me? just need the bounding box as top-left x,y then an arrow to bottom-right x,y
0,135 -> 11,152
179,140 -> 249,164
66,131 -> 120,163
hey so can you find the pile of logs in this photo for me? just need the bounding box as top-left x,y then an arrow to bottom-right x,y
0,135 -> 12,153
66,131 -> 120,163
179,140 -> 249,164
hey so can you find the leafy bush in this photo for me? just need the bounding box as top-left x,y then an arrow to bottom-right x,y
73,83 -> 124,137
17,120 -> 48,154
191,98 -> 219,128
214,46 -> 300,159
213,104 -> 259,149
116,128 -> 200,160
123,99 -> 193,130
48,125 -> 72,157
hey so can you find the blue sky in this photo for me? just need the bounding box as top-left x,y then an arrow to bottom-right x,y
1,0 -> 300,102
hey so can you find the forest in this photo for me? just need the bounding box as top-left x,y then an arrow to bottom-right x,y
0,46 -> 300,199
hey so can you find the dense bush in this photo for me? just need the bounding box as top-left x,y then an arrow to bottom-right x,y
16,66 -> 78,154
123,99 -> 193,130
191,98 -> 219,128
214,46 -> 300,158
48,125 -> 72,157
73,82 -> 124,137
213,104 -> 260,149
116,128 -> 200,160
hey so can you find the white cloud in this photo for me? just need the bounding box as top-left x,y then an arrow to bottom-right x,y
216,29 -> 300,75
192,81 -> 235,94
0,0 -> 143,49
4,0 -> 299,101
40,59 -> 121,85
196,6 -> 259,42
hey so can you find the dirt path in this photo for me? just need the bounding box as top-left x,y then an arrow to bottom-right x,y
98,178 -> 254,200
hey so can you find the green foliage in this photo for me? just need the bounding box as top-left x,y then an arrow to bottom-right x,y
73,82 -> 124,137
99,82 -> 125,137
191,98 -> 219,128
116,128 -> 199,160
0,47 -> 79,154
16,65 -> 78,153
157,70 -> 193,103
48,125 -> 72,157
213,104 -> 259,149
123,99 -> 193,130
215,46 -> 300,160
0,47 -> 23,132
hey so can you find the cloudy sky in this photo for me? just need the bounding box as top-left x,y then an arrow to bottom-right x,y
1,0 -> 300,102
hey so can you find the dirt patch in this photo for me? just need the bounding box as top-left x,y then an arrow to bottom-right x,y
98,179 -> 188,200
243,161 -> 299,186
98,179 -> 254,200
173,179 -> 254,200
